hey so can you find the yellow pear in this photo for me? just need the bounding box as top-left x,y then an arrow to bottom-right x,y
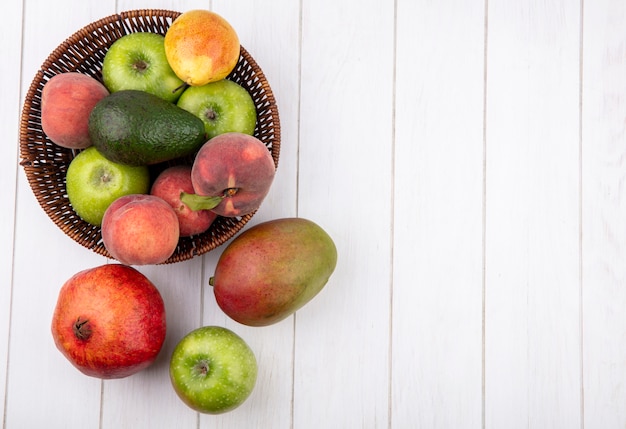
164,10 -> 240,86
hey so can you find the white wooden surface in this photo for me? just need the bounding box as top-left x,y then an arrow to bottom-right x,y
3,0 -> 626,427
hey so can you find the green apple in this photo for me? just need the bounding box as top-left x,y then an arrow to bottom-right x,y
169,326 -> 258,414
101,32 -> 185,103
66,146 -> 150,226
176,79 -> 257,139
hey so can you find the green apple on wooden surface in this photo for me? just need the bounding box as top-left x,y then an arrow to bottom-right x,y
101,32 -> 185,103
169,326 -> 257,414
176,79 -> 257,139
66,146 -> 150,226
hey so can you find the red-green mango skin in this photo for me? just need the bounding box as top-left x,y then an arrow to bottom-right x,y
212,218 -> 337,326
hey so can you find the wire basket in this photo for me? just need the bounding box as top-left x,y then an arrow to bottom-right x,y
19,9 -> 281,264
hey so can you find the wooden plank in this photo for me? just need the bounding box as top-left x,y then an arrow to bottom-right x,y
5,4 -> 115,427
581,0 -> 626,426
107,0 -> 302,426
97,3 -> 209,428
393,0 -> 485,427
197,1 -> 302,428
484,1 -> 582,427
294,0 -> 394,427
100,262 -> 204,428
0,0 -> 23,421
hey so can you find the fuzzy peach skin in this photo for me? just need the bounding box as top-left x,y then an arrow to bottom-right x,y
164,9 -> 240,86
41,72 -> 109,149
189,132 -> 276,217
101,194 -> 180,265
151,165 -> 217,237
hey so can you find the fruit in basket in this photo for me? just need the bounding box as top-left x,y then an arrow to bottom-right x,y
151,165 -> 217,237
164,9 -> 240,86
101,32 -> 185,103
66,146 -> 150,226
210,218 -> 338,326
101,194 -> 180,265
177,79 -> 257,139
88,89 -> 206,166
51,264 -> 166,379
180,132 -> 275,217
40,72 -> 109,149
169,326 -> 257,414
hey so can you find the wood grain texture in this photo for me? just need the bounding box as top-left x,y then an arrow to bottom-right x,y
200,1 -> 301,428
6,4 -> 115,427
0,0 -> 22,421
295,0 -> 394,427
393,1 -> 485,427
100,261 -> 204,427
582,0 -> 626,427
484,1 -> 582,427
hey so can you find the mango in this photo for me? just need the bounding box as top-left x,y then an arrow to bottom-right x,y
210,218 -> 338,326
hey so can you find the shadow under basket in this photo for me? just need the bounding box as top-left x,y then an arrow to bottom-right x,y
19,9 -> 281,264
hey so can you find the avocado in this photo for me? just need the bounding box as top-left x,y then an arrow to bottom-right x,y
88,90 -> 207,166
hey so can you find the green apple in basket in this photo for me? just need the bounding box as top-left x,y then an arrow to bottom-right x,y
66,146 -> 150,226
176,79 -> 257,139
101,32 -> 185,103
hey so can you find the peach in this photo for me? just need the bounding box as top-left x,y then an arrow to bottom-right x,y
164,9 -> 240,86
101,194 -> 180,265
151,165 -> 217,237
182,132 -> 276,217
41,72 -> 109,149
